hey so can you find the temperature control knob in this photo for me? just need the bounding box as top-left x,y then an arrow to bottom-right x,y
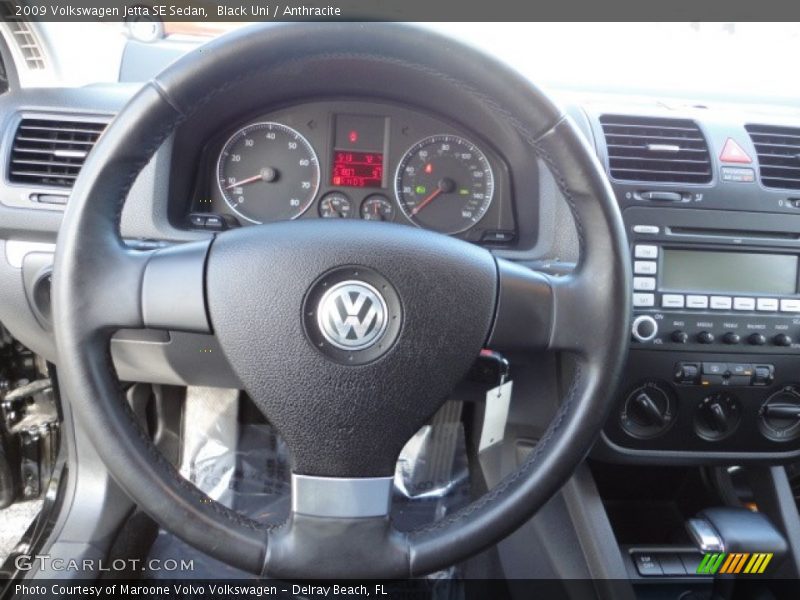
620,382 -> 675,439
695,393 -> 741,441
759,386 -> 800,442
631,315 -> 658,343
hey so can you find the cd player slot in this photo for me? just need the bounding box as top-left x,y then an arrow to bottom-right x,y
666,226 -> 800,242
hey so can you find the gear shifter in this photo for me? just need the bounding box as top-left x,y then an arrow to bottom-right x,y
686,507 -> 788,599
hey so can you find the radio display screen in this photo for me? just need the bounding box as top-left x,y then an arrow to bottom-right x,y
661,250 -> 798,295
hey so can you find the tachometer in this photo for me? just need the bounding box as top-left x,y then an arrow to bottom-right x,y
217,122 -> 320,224
394,134 -> 494,234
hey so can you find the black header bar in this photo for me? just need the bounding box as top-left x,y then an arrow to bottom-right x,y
1,0 -> 799,22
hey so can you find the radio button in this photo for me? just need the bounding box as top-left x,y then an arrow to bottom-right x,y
733,297 -> 756,311
697,331 -> 715,344
773,333 -> 793,347
633,277 -> 656,291
780,299 -> 800,313
634,261 -> 657,275
686,295 -> 709,309
633,293 -> 655,307
722,332 -> 741,345
632,315 -> 659,342
662,294 -> 684,308
633,225 -> 660,234
710,296 -> 733,310
634,245 -> 659,259
757,298 -> 779,312
748,333 -> 767,346
671,330 -> 689,344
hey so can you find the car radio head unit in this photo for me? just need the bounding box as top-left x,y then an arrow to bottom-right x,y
626,208 -> 800,353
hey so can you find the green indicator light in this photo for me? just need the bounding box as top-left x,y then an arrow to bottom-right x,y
459,188 -> 469,195
415,185 -> 426,194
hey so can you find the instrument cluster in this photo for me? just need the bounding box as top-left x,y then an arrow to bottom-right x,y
189,100 -> 517,244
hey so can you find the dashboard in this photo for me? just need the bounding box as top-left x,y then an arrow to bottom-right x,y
2,77 -> 800,467
185,100 -> 517,244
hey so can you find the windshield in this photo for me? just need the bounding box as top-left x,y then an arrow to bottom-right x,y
37,22 -> 800,103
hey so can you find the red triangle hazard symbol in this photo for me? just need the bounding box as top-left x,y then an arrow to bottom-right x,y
720,138 -> 752,164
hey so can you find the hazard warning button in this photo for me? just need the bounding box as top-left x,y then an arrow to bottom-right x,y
719,138 -> 752,164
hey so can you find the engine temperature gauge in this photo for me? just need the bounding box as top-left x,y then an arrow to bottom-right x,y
360,195 -> 395,221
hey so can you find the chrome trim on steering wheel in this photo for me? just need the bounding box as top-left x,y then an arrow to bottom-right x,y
291,474 -> 393,518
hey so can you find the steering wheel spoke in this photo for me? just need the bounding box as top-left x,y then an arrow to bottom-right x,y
140,240 -> 211,333
66,240 -> 212,334
262,473 -> 409,578
489,258 -> 597,354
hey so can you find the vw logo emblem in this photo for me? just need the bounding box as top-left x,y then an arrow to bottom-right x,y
316,281 -> 388,350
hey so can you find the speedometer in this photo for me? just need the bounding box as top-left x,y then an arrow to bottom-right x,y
217,122 -> 320,224
394,134 -> 494,234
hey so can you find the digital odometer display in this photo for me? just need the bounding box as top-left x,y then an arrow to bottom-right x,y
662,250 -> 799,295
331,151 -> 384,188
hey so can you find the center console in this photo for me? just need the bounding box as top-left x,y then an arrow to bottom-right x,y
570,107 -> 800,600
587,109 -> 800,464
600,204 -> 800,462
602,207 -> 800,461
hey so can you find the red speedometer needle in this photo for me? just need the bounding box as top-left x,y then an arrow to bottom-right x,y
224,174 -> 261,190
224,167 -> 279,190
411,188 -> 443,216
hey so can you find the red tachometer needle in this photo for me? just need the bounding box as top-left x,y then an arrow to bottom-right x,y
411,188 -> 443,216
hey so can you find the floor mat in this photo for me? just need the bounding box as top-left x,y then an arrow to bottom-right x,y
0,499 -> 41,564
148,401 -> 470,579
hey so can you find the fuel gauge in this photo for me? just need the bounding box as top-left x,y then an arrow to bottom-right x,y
360,195 -> 395,222
319,192 -> 352,218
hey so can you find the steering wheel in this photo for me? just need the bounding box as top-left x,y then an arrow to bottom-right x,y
52,23 -> 630,578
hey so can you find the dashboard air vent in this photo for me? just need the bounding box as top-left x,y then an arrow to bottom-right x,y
8,118 -> 107,188
745,124 -> 800,190
600,115 -> 712,184
0,3 -> 46,70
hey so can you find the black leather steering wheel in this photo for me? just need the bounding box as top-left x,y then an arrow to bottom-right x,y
52,23 -> 630,578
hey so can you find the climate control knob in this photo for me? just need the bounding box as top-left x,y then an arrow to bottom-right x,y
760,386 -> 800,442
696,331 -> 715,344
631,315 -> 658,343
620,382 -> 676,439
695,393 -> 741,441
